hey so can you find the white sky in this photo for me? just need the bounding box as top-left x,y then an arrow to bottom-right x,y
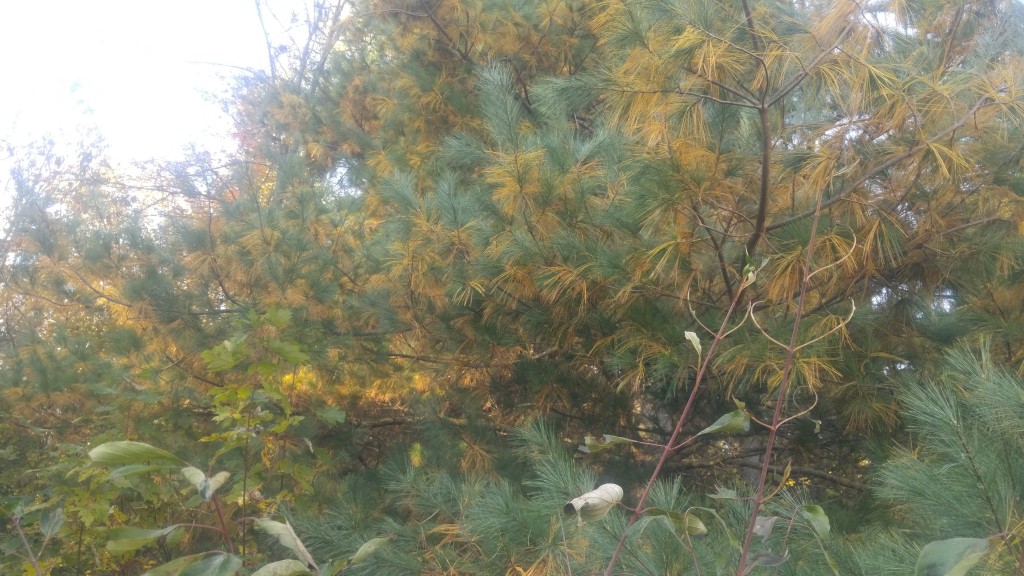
0,1 -> 304,163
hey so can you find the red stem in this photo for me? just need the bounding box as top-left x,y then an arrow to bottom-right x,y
734,181 -> 828,575
603,285 -> 750,576
211,495 -> 236,554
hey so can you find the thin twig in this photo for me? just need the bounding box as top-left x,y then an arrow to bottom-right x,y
735,159 -> 829,575
603,277 -> 752,576
254,0 -> 279,82
12,518 -> 43,576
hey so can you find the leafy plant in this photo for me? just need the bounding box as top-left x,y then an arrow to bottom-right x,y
2,0 -> 1024,572
87,440 -> 380,576
0,499 -> 64,576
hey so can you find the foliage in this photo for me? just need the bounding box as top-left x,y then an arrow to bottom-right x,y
2,0 -> 1024,573
84,439 -> 378,576
0,499 -> 64,576
872,346 -> 1024,573
290,393 -> 1024,575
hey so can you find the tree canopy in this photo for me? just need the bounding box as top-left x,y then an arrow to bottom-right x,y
3,0 -> 1024,573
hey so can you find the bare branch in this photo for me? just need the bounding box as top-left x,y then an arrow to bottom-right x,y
254,0 -> 279,83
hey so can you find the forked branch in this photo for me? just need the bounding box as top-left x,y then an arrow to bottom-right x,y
735,160 -> 831,575
602,275 -> 755,576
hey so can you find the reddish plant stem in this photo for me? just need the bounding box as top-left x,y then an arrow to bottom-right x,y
211,495 -> 236,554
734,185 -> 828,575
603,284 -> 750,576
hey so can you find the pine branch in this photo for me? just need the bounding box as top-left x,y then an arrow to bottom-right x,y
306,0 -> 350,96
692,204 -> 735,301
951,420 -> 1005,533
739,0 -> 762,53
765,96 -> 997,233
419,0 -> 476,66
735,461 -> 868,492
745,13 -> 857,259
765,18 -> 857,108
355,417 -> 411,428
743,104 -> 773,259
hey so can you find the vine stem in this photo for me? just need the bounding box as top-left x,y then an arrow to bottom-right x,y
211,494 -> 236,554
603,280 -> 751,576
734,181 -> 828,575
241,387 -> 255,560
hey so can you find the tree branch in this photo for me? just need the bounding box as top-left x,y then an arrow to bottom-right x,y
603,278 -> 751,576
736,461 -> 868,491
766,18 -> 857,108
744,105 -> 774,258
254,0 -> 279,83
420,0 -> 476,65
736,161 -> 828,575
692,204 -> 736,301
766,97 -> 996,233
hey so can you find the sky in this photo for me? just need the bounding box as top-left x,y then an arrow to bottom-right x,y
0,1 -> 304,164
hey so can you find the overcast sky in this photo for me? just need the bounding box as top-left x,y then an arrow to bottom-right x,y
0,1 -> 305,163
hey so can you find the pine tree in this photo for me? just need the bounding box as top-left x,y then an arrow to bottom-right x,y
871,344 -> 1024,573
4,0 -> 1024,572
238,0 -> 1024,497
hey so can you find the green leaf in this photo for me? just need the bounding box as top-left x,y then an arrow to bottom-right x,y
823,549 -> 841,576
321,558 -> 348,576
109,464 -> 167,480
39,507 -> 65,538
742,251 -> 757,281
251,559 -> 314,576
182,467 -> 232,501
179,553 -> 242,576
644,508 -> 708,537
348,536 -> 392,567
578,434 -> 636,454
265,306 -> 292,328
696,410 -> 750,436
268,339 -> 310,364
165,526 -> 186,548
688,507 -> 740,549
753,515 -> 778,540
88,441 -> 187,467
315,406 -> 347,426
201,338 -> 248,372
222,336 -> 243,353
0,496 -> 25,518
255,518 -> 317,567
799,504 -> 830,538
105,525 -> 181,553
914,537 -> 989,576
141,553 -> 216,576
